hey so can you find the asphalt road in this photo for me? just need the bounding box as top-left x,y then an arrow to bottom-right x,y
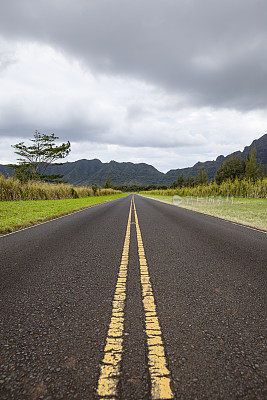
0,194 -> 266,400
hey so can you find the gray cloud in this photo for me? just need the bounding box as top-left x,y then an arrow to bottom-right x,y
0,109 -> 206,149
0,0 -> 266,111
0,0 -> 266,169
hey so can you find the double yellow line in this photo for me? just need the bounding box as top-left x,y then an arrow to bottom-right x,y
97,196 -> 173,399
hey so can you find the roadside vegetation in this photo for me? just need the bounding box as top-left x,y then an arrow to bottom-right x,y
0,132 -> 126,234
139,147 -> 266,199
0,194 -> 126,234
1,131 -> 121,201
140,178 -> 267,199
139,147 -> 266,230
0,174 -> 121,201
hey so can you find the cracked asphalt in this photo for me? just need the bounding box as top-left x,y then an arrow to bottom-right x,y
0,194 -> 266,399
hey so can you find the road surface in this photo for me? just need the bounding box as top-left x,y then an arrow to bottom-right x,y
0,195 -> 266,399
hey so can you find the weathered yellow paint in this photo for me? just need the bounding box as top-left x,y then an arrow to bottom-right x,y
151,376 -> 174,399
97,196 -> 173,399
100,364 -> 119,378
104,337 -> 123,352
133,196 -> 174,400
103,351 -> 121,365
97,378 -> 118,397
148,335 -> 163,346
97,198 -> 133,398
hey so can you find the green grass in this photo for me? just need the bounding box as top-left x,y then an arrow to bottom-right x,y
0,194 -> 126,234
140,194 -> 267,231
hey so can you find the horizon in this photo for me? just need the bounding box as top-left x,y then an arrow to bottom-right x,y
1,133 -> 265,174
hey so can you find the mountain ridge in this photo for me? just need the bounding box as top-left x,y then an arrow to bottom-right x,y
0,134 -> 266,186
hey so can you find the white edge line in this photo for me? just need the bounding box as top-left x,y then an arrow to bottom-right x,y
137,194 -> 267,234
0,195 -> 130,239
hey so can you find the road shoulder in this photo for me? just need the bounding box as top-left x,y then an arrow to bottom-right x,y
138,194 -> 266,232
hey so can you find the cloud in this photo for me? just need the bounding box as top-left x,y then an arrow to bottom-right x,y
0,1 -> 266,169
0,41 -> 207,147
0,0 -> 266,111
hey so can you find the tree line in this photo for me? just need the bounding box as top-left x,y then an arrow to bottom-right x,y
170,146 -> 264,189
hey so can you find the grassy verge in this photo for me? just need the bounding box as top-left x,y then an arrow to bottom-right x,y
140,194 -> 267,231
0,194 -> 126,234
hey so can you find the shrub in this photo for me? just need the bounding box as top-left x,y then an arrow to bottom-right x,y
0,174 -> 121,201
140,178 -> 267,199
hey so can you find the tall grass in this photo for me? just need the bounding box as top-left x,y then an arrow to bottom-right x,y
0,174 -> 121,201
140,178 -> 267,199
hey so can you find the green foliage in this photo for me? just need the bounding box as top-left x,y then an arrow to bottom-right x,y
0,174 -> 121,201
12,163 -> 36,183
103,172 -> 114,188
215,147 -> 263,184
91,183 -> 98,195
245,146 -> 263,181
70,188 -> 79,199
215,154 -> 245,184
9,131 -> 71,183
171,171 -> 208,188
196,169 -> 209,185
171,174 -> 185,188
185,176 -> 196,187
140,178 -> 267,199
170,174 -> 202,189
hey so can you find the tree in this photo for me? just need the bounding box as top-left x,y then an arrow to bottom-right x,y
176,174 -> 185,188
103,172 -> 114,188
185,176 -> 195,187
215,155 -> 245,184
12,163 -> 36,183
91,183 -> 98,195
196,168 -> 209,185
10,131 -> 70,182
245,146 -> 263,181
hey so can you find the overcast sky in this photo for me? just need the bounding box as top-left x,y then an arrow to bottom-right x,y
0,0 -> 266,171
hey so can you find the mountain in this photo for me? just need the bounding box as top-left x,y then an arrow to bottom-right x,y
47,159 -> 165,186
165,133 -> 267,183
0,134 -> 266,186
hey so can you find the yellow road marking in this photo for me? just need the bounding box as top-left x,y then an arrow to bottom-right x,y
97,196 -> 173,399
97,198 -> 133,399
133,197 -> 174,400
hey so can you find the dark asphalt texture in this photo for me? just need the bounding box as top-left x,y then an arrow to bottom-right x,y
0,194 -> 266,399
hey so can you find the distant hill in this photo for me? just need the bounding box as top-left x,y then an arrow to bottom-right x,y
0,134 -> 266,186
165,133 -> 267,183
